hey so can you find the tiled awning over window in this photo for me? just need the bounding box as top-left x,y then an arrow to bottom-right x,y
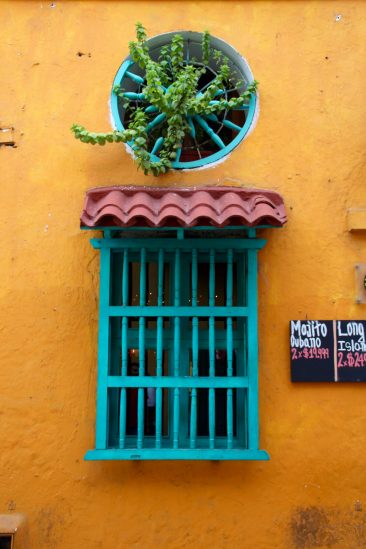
81,186 -> 286,228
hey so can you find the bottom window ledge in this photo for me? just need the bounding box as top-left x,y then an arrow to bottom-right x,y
85,448 -> 270,461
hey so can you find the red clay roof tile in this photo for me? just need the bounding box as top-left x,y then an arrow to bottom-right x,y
81,186 -> 286,228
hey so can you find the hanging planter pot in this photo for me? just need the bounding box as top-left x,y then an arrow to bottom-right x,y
72,24 -> 258,175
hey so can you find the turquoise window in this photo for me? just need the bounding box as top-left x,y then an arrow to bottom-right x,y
85,228 -> 269,461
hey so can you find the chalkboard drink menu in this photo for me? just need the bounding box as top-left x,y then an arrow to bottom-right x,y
290,320 -> 366,382
336,321 -> 366,382
290,321 -> 334,382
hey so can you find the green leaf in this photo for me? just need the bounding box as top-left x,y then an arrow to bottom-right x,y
135,137 -> 146,146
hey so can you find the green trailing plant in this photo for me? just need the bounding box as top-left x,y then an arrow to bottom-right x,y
72,23 -> 258,176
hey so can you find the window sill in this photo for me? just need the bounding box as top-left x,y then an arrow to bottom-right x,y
85,449 -> 269,461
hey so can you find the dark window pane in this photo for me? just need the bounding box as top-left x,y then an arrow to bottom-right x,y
129,262 -> 140,305
126,349 -> 168,437
110,251 -> 123,306
0,536 -> 12,549
197,262 -> 209,305
195,350 -> 237,437
109,317 -> 121,375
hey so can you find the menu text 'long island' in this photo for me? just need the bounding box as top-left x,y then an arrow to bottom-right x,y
290,320 -> 366,382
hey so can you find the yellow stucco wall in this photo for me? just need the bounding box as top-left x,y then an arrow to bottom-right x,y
1,1 -> 366,547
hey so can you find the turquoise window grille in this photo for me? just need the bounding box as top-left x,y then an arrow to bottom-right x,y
85,228 -> 269,461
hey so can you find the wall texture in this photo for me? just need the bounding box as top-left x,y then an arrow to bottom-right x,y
1,1 -> 366,547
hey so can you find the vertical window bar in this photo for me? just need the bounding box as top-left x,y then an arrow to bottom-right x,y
209,249 -> 215,449
137,248 -> 146,449
226,249 -> 234,449
155,248 -> 164,449
95,244 -> 111,450
190,248 -> 198,449
119,249 -> 129,448
173,248 -> 180,449
247,249 -> 259,450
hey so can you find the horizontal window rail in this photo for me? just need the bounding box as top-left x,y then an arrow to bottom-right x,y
106,306 -> 248,317
110,340 -> 243,350
112,329 -> 244,343
107,375 -> 248,388
91,237 -> 266,251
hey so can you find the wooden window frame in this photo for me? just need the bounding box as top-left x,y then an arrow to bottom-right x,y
85,227 -> 269,461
